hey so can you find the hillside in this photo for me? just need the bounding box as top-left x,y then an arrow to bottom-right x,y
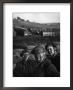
13,17 -> 60,50
13,17 -> 60,32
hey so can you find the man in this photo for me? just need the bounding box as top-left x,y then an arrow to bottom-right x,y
13,50 -> 37,77
13,45 -> 60,77
45,43 -> 60,72
31,44 -> 60,77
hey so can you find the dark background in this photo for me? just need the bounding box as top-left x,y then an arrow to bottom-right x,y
0,0 -> 72,89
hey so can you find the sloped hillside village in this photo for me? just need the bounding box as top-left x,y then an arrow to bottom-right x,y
13,17 -> 60,38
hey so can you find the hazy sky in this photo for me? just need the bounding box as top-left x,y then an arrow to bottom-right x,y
13,12 -> 60,23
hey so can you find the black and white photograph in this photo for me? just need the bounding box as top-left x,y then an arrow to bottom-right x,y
13,12 -> 60,77
4,4 -> 70,87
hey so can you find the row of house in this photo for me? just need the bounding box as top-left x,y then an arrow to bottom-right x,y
13,26 -> 59,37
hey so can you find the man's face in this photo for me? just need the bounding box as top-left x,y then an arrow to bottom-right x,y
47,46 -> 57,56
48,46 -> 54,55
37,52 -> 46,62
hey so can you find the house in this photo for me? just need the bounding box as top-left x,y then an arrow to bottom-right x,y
13,26 -> 32,37
43,32 -> 55,36
24,30 -> 32,36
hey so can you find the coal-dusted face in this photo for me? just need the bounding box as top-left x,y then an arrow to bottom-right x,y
47,45 -> 57,56
23,52 -> 36,61
37,52 -> 46,62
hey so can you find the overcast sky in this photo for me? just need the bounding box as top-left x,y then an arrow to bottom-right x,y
13,12 -> 60,23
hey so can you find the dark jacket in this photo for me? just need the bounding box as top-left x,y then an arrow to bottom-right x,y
13,58 -> 60,77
